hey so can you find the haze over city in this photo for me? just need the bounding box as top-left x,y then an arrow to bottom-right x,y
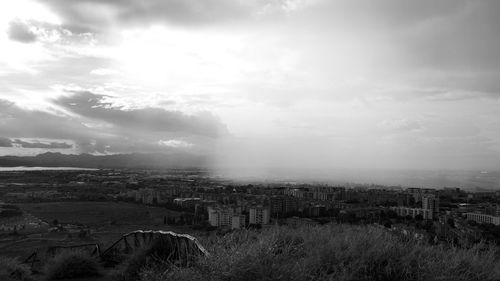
1,0 -> 500,175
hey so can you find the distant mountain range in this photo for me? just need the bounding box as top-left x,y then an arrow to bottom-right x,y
0,152 -> 208,169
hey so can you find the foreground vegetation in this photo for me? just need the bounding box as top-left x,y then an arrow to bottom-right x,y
136,224 -> 500,281
44,251 -> 102,280
3,224 -> 500,281
0,257 -> 32,281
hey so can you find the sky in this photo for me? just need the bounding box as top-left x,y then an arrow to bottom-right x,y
1,0 -> 500,171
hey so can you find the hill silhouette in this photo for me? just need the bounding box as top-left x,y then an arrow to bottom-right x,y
0,152 -> 207,169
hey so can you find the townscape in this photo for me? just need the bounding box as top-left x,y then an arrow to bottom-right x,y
2,168 -> 500,261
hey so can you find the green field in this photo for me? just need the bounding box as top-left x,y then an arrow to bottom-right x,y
17,201 -> 181,226
0,201 -> 190,259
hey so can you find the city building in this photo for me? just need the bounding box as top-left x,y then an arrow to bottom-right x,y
249,205 -> 270,225
208,206 -> 242,228
231,215 -> 246,229
308,204 -> 326,217
422,195 -> 439,215
392,206 -> 433,220
174,198 -> 202,209
270,196 -> 299,216
466,213 -> 500,226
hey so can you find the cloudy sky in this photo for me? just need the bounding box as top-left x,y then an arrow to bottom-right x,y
1,0 -> 500,171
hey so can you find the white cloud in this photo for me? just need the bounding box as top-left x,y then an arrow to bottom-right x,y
90,68 -> 119,76
158,139 -> 193,148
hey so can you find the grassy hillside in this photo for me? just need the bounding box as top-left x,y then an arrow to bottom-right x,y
138,224 -> 500,281
3,224 -> 500,281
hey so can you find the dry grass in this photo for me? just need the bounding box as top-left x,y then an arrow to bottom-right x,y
139,224 -> 500,281
0,257 -> 33,281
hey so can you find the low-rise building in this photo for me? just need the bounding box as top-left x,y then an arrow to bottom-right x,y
174,198 -> 202,209
466,212 -> 500,225
392,206 -> 433,220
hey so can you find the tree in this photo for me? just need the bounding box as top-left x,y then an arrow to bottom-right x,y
386,210 -> 398,219
0,209 -> 22,218
78,229 -> 87,239
467,220 -> 477,226
178,215 -> 186,225
167,217 -> 176,225
383,220 -> 392,228
447,218 -> 455,228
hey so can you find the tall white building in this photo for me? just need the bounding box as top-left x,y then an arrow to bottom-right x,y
231,215 -> 246,229
208,206 -> 240,227
249,206 -> 270,225
422,195 -> 439,215
208,208 -> 220,227
392,206 -> 433,220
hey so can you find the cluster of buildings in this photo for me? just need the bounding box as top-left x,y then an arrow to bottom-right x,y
117,187 -> 182,205
117,184 -> 478,232
465,212 -> 500,225
207,205 -> 271,229
5,169 -> 500,244
391,194 -> 440,220
464,204 -> 500,226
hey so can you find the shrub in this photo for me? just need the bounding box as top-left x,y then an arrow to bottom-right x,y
108,248 -> 150,281
109,234 -> 208,281
0,257 -> 33,281
44,251 -> 101,280
0,209 -> 23,218
139,264 -> 204,281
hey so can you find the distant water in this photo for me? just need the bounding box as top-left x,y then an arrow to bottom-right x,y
0,166 -> 98,171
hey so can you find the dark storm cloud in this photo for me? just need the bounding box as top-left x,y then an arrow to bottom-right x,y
37,0 -> 257,31
7,20 -> 37,43
293,0 -> 500,96
387,1 -> 500,96
12,139 -> 73,149
36,0 -> 475,31
398,1 -> 500,70
299,0 -> 464,27
0,99 -> 99,152
0,99 -> 92,140
0,97 -> 225,154
54,91 -> 227,138
0,137 -> 13,147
